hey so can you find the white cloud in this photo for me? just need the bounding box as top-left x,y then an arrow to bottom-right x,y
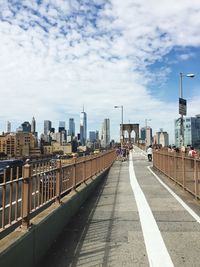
0,0 -> 200,143
178,53 -> 195,61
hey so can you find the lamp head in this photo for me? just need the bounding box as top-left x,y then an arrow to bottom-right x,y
186,73 -> 195,78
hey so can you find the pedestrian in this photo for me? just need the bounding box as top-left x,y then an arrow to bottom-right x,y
168,145 -> 172,152
116,148 -> 120,159
147,145 -> 153,161
188,147 -> 197,158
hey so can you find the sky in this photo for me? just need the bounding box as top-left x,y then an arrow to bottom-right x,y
0,0 -> 200,143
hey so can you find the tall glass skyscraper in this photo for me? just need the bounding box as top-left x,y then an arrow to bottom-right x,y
80,111 -> 87,145
21,121 -> 31,132
31,117 -> 36,133
175,115 -> 200,148
44,120 -> 52,135
89,131 -> 96,142
101,118 -> 110,148
58,121 -> 66,132
59,121 -> 65,128
68,118 -> 75,137
7,121 -> 11,133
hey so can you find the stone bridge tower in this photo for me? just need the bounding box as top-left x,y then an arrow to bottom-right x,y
121,123 -> 139,144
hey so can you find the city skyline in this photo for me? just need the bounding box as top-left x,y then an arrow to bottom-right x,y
1,1 -> 200,143
0,112 -> 176,143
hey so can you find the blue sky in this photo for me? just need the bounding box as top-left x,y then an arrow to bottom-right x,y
0,0 -> 200,143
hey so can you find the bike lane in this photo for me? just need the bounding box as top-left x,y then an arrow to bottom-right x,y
130,147 -> 200,267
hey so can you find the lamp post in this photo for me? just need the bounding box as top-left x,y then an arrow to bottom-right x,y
145,118 -> 151,150
114,105 -> 123,147
179,72 -> 195,147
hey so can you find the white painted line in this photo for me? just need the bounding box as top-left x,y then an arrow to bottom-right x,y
148,166 -> 200,224
129,152 -> 174,267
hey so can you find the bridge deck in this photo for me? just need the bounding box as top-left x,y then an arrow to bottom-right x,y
38,147 -> 200,267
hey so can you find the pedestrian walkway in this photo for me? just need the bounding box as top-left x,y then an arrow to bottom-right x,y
38,146 -> 200,267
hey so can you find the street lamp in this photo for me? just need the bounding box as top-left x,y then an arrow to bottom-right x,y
114,105 -> 123,147
145,118 -> 151,150
179,72 -> 195,147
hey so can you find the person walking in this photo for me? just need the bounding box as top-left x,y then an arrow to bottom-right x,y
188,147 -> 197,158
147,145 -> 153,161
188,146 -> 197,168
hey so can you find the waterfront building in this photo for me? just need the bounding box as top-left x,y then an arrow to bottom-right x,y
0,133 -> 16,157
0,132 -> 40,158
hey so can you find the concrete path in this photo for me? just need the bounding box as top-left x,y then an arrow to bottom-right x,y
38,146 -> 200,267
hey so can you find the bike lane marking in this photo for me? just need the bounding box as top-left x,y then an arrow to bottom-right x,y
148,166 -> 200,224
129,151 -> 174,267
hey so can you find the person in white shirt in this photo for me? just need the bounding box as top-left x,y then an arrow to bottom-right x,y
147,145 -> 153,161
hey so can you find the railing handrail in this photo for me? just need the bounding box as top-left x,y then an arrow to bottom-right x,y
0,149 -> 117,234
153,149 -> 200,200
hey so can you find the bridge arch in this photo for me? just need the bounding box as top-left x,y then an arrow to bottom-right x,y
121,123 -> 139,144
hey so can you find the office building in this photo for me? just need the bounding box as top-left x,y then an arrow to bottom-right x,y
175,114 -> 200,148
44,120 -> 52,135
0,132 -> 40,158
140,126 -> 152,146
31,117 -> 36,133
155,129 -> 169,147
95,130 -> 99,142
80,109 -> 87,146
7,121 -> 11,133
58,121 -> 65,132
21,121 -> 31,133
89,131 -> 96,143
140,127 -> 146,143
101,118 -> 110,148
59,121 -> 65,128
68,118 -> 75,137
0,133 -> 16,157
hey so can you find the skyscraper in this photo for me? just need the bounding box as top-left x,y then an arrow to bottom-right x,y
68,118 -> 75,137
58,121 -> 66,132
44,120 -> 52,135
101,118 -> 110,148
156,129 -> 169,147
80,108 -> 87,146
59,121 -> 65,128
31,117 -> 36,133
21,121 -> 31,132
140,126 -> 152,145
7,121 -> 11,133
175,114 -> 200,148
89,131 -> 96,143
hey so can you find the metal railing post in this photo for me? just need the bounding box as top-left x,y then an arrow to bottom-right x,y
83,160 -> 86,182
182,154 -> 185,188
73,157 -> 77,190
56,159 -> 62,203
21,160 -> 31,229
194,159 -> 199,198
